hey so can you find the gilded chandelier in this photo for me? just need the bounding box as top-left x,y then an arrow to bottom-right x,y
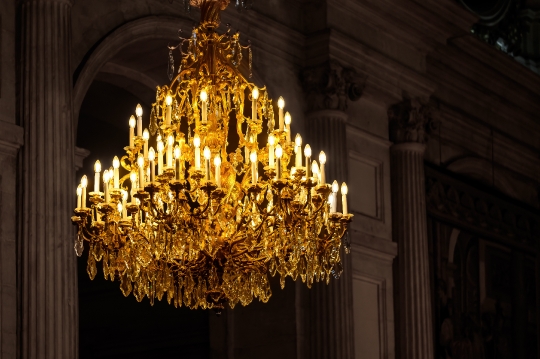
72,0 -> 353,312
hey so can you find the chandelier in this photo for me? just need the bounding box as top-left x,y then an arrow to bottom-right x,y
72,0 -> 353,312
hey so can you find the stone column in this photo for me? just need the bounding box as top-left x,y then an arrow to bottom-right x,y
300,60 -> 364,359
388,98 -> 434,359
19,1 -> 78,358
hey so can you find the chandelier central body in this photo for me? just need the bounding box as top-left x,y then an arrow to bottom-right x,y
72,0 -> 353,312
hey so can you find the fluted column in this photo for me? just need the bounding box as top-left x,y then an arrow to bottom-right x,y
388,98 -> 434,359
300,61 -> 364,359
19,1 -> 77,358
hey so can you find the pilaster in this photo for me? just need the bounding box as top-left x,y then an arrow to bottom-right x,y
19,0 -> 77,358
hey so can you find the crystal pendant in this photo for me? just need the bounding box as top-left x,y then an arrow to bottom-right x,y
74,234 -> 84,257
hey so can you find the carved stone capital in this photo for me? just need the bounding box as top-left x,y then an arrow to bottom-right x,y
388,97 -> 436,144
301,60 -> 365,112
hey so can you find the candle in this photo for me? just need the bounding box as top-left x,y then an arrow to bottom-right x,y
136,104 -> 143,137
148,147 -> 156,182
130,172 -> 137,205
80,177 -> 86,210
143,129 -> 149,160
285,112 -> 292,143
268,134 -> 275,168
295,134 -> 302,168
252,87 -> 259,121
167,135 -> 174,168
76,185 -> 82,208
331,180 -> 339,213
94,160 -> 101,193
341,182 -> 348,215
174,145 -> 181,181
204,146 -> 211,181
113,156 -> 120,189
121,190 -> 128,219
250,150 -> 258,184
304,144 -> 312,178
165,95 -> 172,126
200,90 -> 208,124
277,96 -> 285,131
319,151 -> 326,184
157,139 -> 164,175
129,116 -> 136,147
103,170 -> 110,203
214,155 -> 221,187
312,161 -> 320,184
194,135 -> 201,169
138,155 -> 145,189
275,145 -> 283,179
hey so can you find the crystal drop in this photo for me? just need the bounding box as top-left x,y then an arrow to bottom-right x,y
120,272 -> 132,297
149,108 -> 158,135
280,275 -> 285,289
332,261 -> 343,279
74,236 -> 84,257
87,256 -> 97,280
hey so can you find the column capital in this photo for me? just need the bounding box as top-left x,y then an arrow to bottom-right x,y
301,60 -> 365,112
388,97 -> 437,144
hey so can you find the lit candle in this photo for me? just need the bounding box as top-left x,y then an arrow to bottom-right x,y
277,97 -> 285,131
295,134 -> 302,168
204,146 -> 211,181
174,145 -> 181,181
79,176 -> 86,209
157,139 -> 164,175
129,116 -> 136,147
252,87 -> 259,121
200,90 -> 208,124
331,180 -> 339,213
165,95 -> 173,126
312,161 -> 320,184
103,170 -> 110,203
130,172 -> 137,205
136,104 -> 143,137
275,145 -> 283,179
304,144 -> 312,178
250,150 -> 258,184
167,135 -> 174,168
118,202 -> 123,218
341,182 -> 348,215
268,134 -> 275,168
214,155 -> 221,187
194,135 -> 201,169
143,129 -> 149,160
284,112 -> 292,143
138,154 -> 145,189
121,190 -> 128,219
148,147 -> 156,182
76,185 -> 82,209
94,160 -> 101,193
319,151 -> 326,184
113,156 -> 120,189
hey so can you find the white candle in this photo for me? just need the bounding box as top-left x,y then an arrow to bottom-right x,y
143,129 -> 149,160
268,134 -> 275,168
157,139 -> 164,175
200,90 -> 208,124
113,156 -> 120,189
129,116 -> 136,147
80,176 -> 87,208
278,97 -> 285,131
194,135 -> 201,169
138,155 -> 145,189
122,190 -> 128,219
130,172 -> 137,205
174,145 -> 181,181
331,180 -> 339,213
204,146 -> 211,181
285,112 -> 292,143
250,150 -> 258,184
214,155 -> 221,187
165,95 -> 172,126
275,145 -> 283,179
312,161 -> 320,184
136,104 -> 143,137
149,147 -> 156,182
94,160 -> 101,193
76,185 -> 82,208
341,182 -> 348,215
167,135 -> 174,168
319,151 -> 326,184
103,170 -> 110,203
252,87 -> 259,121
304,144 -> 312,178
295,134 -> 302,168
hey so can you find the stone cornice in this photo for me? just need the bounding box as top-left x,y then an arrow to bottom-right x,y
426,166 -> 540,251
